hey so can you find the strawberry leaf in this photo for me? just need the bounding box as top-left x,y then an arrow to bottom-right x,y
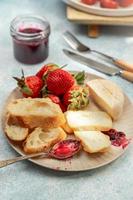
41,85 -> 49,97
21,85 -> 33,95
73,71 -> 85,85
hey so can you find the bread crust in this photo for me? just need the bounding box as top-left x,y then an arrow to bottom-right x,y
7,98 -> 66,129
5,124 -> 29,142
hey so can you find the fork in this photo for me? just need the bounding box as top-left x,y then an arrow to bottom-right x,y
63,31 -> 133,73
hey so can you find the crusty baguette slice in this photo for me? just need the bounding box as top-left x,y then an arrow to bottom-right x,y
74,131 -> 111,153
7,98 -> 65,129
23,127 -> 67,154
65,110 -> 112,131
61,122 -> 73,134
87,79 -> 124,120
6,114 -> 26,127
5,124 -> 29,141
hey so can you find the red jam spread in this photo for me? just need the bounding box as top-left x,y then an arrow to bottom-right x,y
50,139 -> 81,159
13,27 -> 49,64
103,129 -> 130,149
10,15 -> 50,64
19,28 -> 42,34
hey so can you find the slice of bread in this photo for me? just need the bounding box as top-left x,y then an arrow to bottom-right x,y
65,110 -> 112,131
7,98 -> 65,129
6,114 -> 26,127
74,131 -> 111,153
5,124 -> 29,142
87,79 -> 124,120
23,127 -> 67,153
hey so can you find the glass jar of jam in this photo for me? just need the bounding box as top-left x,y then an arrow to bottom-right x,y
10,15 -> 50,64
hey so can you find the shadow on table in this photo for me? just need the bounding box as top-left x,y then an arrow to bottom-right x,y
101,26 -> 133,37
71,25 -> 133,38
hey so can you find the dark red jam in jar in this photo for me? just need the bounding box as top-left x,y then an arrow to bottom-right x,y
10,15 -> 50,64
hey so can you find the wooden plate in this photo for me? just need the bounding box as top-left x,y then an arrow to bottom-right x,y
63,0 -> 133,17
2,73 -> 133,171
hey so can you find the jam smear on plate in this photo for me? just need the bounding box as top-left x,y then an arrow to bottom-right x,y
103,129 -> 130,149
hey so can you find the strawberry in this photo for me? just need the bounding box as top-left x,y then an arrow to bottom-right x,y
45,69 -> 75,96
81,0 -> 97,5
45,94 -> 66,112
100,0 -> 119,8
13,70 -> 43,98
63,85 -> 89,110
118,0 -> 133,7
36,63 -> 59,79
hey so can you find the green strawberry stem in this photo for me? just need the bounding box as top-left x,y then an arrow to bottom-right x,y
13,77 -> 25,87
68,86 -> 89,110
41,85 -> 49,97
13,69 -> 33,96
72,71 -> 85,85
60,64 -> 67,69
21,69 -> 25,79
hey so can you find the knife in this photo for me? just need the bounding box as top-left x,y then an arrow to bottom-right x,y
63,49 -> 133,82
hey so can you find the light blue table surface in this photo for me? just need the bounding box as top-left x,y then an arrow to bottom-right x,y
0,1 -> 133,200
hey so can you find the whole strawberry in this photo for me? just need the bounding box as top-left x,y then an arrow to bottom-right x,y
63,85 -> 89,110
46,69 -> 75,96
13,70 -> 43,98
44,94 -> 66,112
36,63 -> 59,79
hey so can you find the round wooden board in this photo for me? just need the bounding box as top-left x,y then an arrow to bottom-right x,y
2,73 -> 133,171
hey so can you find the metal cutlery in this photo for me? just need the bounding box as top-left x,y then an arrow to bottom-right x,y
63,31 -> 133,73
0,152 -> 47,168
63,49 -> 133,82
0,139 -> 81,168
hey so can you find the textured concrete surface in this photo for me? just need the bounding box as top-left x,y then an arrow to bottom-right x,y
0,0 -> 133,200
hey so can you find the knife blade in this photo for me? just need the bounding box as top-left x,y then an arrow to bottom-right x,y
63,49 -> 120,76
63,49 -> 133,82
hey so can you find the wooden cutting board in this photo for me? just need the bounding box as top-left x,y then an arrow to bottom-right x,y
67,6 -> 133,37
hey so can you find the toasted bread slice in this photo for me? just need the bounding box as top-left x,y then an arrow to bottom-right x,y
5,124 -> 29,141
7,98 -> 65,129
87,79 -> 124,120
74,131 -> 111,153
65,111 -> 112,131
23,127 -> 67,154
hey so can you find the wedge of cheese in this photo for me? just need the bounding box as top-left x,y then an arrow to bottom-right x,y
74,131 -> 111,153
65,110 -> 112,131
87,79 -> 124,120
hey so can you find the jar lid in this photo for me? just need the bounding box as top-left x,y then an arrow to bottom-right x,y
10,14 -> 50,41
